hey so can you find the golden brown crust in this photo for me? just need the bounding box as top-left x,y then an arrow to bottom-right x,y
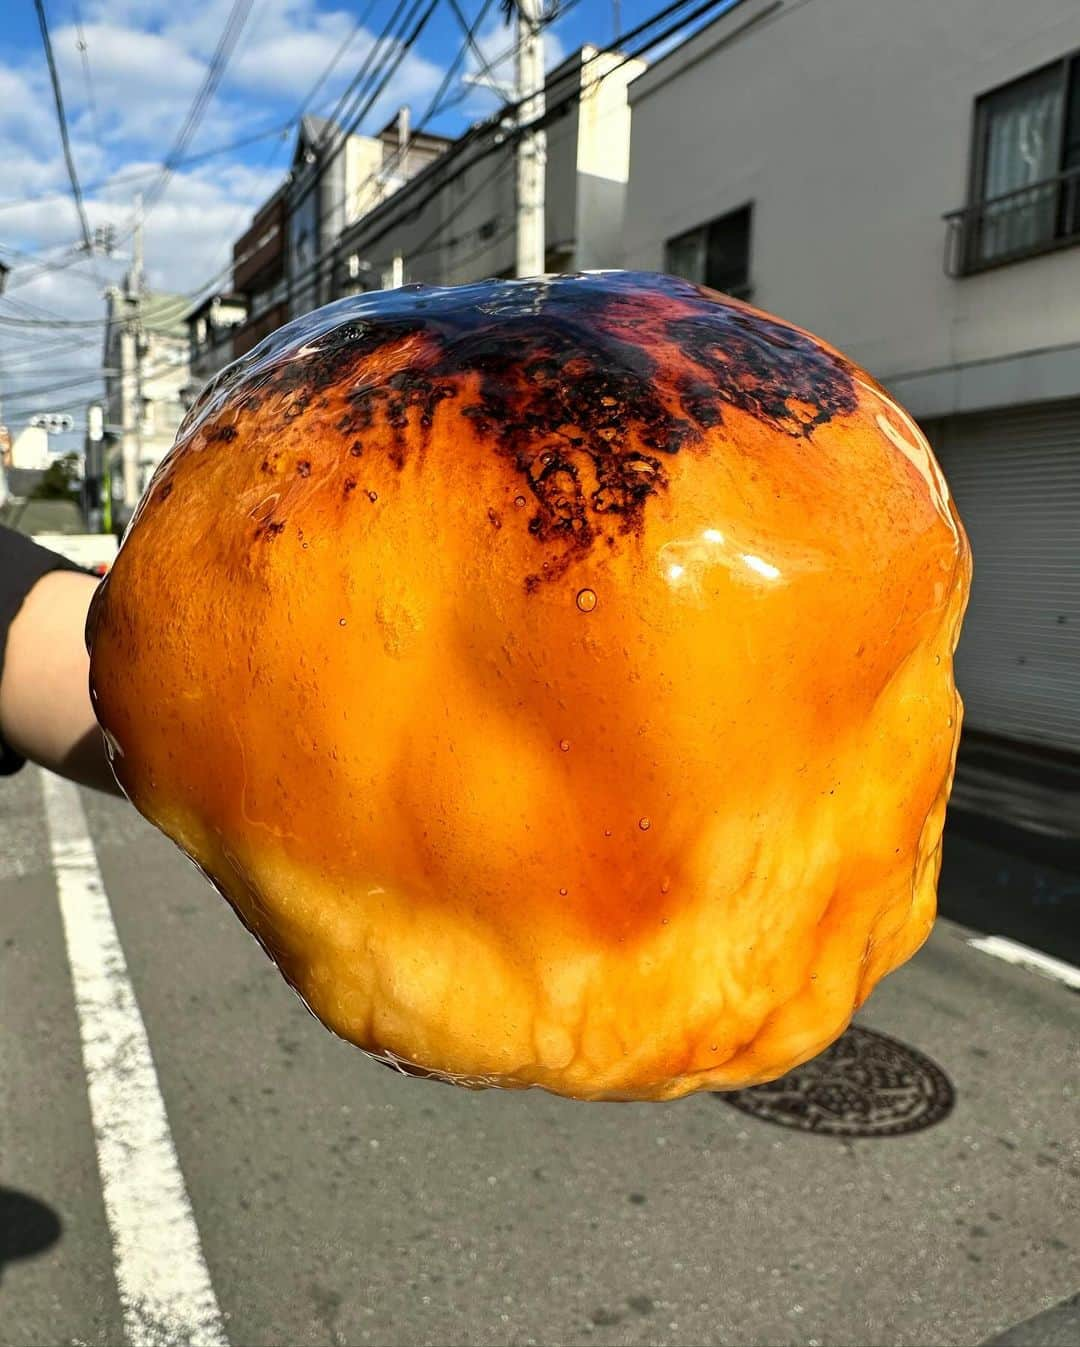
88,272 -> 970,1100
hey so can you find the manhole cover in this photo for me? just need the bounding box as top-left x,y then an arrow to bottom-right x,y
720,1025 -> 954,1137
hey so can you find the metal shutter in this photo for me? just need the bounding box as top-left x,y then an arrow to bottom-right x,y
924,399 -> 1080,755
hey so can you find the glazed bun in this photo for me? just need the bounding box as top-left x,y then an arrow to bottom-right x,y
87,272 -> 970,1100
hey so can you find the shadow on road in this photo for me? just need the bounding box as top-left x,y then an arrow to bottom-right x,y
0,1186 -> 62,1281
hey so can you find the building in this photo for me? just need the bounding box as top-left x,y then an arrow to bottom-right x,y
185,292 -> 248,385
231,186 -> 289,360
103,282 -> 190,522
622,0 -> 1080,765
226,112 -> 453,362
6,424 -> 50,470
286,111 -> 452,318
334,47 -> 645,294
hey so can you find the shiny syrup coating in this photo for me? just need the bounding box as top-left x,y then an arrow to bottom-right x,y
87,272 -> 971,1101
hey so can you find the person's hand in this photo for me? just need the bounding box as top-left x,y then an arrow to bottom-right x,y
0,569 -> 121,794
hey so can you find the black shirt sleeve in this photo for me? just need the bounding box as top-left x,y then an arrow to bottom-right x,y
0,525 -> 86,775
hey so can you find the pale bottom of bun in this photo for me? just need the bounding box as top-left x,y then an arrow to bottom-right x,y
147,726 -> 953,1102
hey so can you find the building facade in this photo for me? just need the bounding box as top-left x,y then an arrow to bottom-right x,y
286,112 -> 452,318
333,47 -> 645,295
623,0 -> 1080,759
186,292 -> 248,386
225,113 -> 452,364
231,187 -> 289,361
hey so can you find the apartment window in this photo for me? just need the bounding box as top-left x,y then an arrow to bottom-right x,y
665,204 -> 752,298
947,53 -> 1080,273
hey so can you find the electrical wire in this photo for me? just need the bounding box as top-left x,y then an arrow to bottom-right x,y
0,119 -> 298,216
4,0 -> 723,372
3,0 -> 506,330
272,0 -> 522,305
312,0 -> 418,153
447,0 -> 508,93
136,0 -> 256,220
111,0 -> 436,329
33,0 -> 96,261
0,369 -> 113,406
287,0 -> 442,307
315,0 -> 730,276
0,335 -> 100,371
276,0 -> 696,300
297,0 -> 384,125
70,0 -> 105,156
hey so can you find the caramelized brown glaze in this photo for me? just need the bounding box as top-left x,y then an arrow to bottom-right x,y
87,272 -> 971,1100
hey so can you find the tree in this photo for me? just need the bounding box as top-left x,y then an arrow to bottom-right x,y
30,452 -> 82,500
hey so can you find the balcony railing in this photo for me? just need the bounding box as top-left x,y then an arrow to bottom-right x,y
944,166 -> 1080,276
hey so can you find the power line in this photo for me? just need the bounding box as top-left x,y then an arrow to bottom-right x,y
0,119 -> 298,216
0,312 -> 106,329
297,0 -> 384,124
0,335 -> 99,370
33,0 -> 95,259
288,0 -> 442,309
448,0 -> 510,93
4,2 -> 498,404
281,0 -> 519,306
329,0 -> 729,273
0,368 -> 110,405
312,0 -> 418,154
70,0 -> 105,156
137,0 -> 256,219
4,0 -> 718,369
2,0 -> 513,343
77,0 -> 432,331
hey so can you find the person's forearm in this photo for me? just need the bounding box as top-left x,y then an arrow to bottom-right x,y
0,570 -> 122,794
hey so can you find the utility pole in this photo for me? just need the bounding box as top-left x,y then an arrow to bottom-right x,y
120,193 -> 144,512
514,0 -> 546,278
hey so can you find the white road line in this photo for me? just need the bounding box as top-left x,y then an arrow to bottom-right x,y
966,933 -> 1080,992
40,771 -> 228,1347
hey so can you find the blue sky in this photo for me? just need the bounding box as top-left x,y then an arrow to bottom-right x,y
0,0 -> 718,432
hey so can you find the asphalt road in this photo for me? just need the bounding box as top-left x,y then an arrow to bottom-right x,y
2,766 -> 1077,1347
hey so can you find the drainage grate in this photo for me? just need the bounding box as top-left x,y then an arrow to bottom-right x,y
720,1025 -> 955,1137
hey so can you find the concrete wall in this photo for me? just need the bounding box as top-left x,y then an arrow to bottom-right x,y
622,0 -> 1080,415
346,136 -> 388,225
575,49 -> 645,271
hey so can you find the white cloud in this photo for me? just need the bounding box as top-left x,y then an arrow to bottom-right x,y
0,64 -> 58,157
51,21 -> 231,149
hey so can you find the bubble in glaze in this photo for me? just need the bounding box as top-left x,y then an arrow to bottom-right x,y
638,817 -> 651,831
559,739 -> 571,752
576,588 -> 597,612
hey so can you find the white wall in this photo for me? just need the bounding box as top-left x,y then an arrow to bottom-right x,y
622,0 -> 1080,408
10,425 -> 50,470
575,49 -> 646,270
